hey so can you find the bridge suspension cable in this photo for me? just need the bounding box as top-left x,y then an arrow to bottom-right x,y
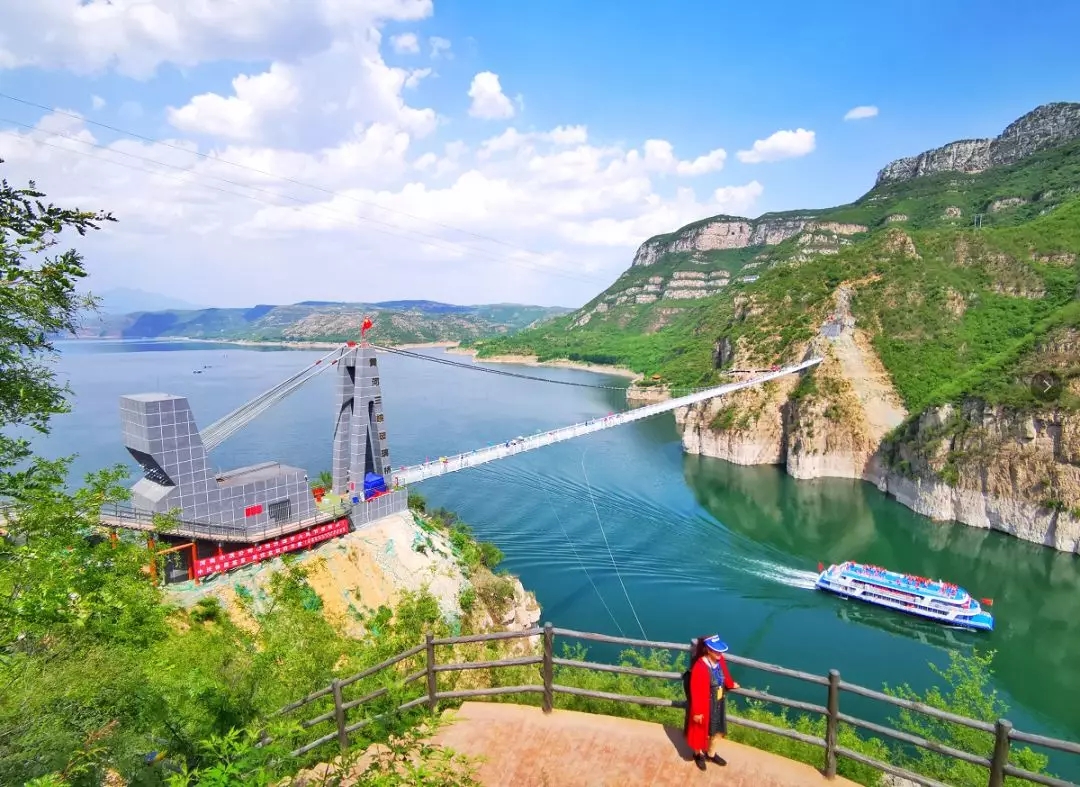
392,357 -> 823,486
200,345 -> 347,452
372,344 -> 634,390
581,451 -> 648,641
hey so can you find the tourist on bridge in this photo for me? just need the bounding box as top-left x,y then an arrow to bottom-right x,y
685,634 -> 739,771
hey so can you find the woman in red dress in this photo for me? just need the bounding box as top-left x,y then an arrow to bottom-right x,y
685,634 -> 739,771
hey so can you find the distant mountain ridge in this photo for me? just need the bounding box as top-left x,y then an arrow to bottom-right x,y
875,102 -> 1080,186
91,287 -> 207,314
76,299 -> 573,346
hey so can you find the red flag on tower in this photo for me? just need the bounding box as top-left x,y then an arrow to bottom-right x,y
361,316 -> 373,338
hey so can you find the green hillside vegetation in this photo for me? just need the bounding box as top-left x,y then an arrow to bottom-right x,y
0,158 -> 1063,786
476,143 -> 1080,414
78,301 -> 571,346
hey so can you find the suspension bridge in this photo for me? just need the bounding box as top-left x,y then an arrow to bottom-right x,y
106,340 -> 820,581
388,354 -> 821,485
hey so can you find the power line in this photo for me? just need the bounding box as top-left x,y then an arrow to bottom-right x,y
0,94 -> 613,286
0,116 -> 610,288
581,451 -> 648,641
372,344 -> 633,390
541,484 -> 629,637
375,344 -> 784,394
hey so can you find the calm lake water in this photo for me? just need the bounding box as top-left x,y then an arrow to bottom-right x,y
34,340 -> 1080,774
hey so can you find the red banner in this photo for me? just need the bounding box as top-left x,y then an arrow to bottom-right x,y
193,518 -> 350,578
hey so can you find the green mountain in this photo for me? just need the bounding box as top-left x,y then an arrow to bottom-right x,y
474,102 -> 1080,552
77,300 -> 573,345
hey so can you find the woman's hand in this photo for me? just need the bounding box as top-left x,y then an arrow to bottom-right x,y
692,714 -> 704,724
732,682 -> 740,690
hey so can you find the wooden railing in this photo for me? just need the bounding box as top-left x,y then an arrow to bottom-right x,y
270,624 -> 1080,787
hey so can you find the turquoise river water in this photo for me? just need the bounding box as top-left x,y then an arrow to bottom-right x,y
31,340 -> 1080,776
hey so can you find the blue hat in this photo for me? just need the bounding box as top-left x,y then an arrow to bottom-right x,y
703,635 -> 728,653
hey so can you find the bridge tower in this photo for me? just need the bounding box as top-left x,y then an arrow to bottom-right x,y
330,344 -> 407,521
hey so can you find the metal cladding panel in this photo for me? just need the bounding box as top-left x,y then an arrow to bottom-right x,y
351,488 -> 408,529
331,347 -> 358,495
122,393 -> 218,518
331,346 -> 394,496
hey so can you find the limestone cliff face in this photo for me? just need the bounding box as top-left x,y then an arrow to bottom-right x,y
677,376 -> 797,465
631,216 -> 867,267
875,102 -> 1080,186
670,288 -> 1080,554
878,403 -> 1080,552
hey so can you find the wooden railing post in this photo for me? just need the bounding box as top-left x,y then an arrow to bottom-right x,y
987,718 -> 1012,787
331,679 -> 348,753
425,632 -> 438,711
542,622 -> 554,714
824,669 -> 840,778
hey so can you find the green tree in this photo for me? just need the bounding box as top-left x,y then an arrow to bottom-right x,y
885,649 -> 1049,786
310,469 -> 334,491
0,161 -> 115,498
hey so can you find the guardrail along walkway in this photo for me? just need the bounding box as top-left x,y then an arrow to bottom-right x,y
272,625 -> 1080,787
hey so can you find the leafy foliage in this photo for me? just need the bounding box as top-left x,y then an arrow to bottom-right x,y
409,493 -> 504,576
0,161 -> 115,497
477,168 -> 1080,408
884,650 -> 1048,786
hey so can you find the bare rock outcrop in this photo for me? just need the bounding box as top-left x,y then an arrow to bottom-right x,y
631,217 -> 867,267
875,102 -> 1080,186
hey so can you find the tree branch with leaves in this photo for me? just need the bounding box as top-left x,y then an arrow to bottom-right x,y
0,159 -> 115,498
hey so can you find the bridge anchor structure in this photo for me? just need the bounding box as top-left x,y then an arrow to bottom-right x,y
102,340 -> 819,585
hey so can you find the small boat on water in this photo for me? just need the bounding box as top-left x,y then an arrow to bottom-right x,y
815,561 -> 994,632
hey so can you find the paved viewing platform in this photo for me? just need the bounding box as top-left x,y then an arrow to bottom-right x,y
431,703 -> 859,787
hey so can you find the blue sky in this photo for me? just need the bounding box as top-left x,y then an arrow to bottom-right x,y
0,0 -> 1077,307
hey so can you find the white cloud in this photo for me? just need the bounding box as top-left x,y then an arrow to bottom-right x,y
429,36 -> 452,58
467,72 -> 515,120
91,95 -> 106,110
168,64 -> 300,141
0,1 -> 770,308
390,33 -> 420,54
638,140 -> 727,176
736,128 -> 815,164
844,105 -> 879,121
0,0 -> 435,79
404,67 -> 432,89
165,35 -> 438,146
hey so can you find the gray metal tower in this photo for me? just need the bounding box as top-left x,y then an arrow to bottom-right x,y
331,345 -> 393,497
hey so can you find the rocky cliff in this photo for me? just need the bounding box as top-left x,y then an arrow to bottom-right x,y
631,216 -> 868,267
875,102 -> 1080,186
878,401 -> 1080,552
673,311 -> 1080,553
174,509 -> 542,638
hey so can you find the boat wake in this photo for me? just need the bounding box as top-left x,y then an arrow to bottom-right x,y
743,559 -> 820,591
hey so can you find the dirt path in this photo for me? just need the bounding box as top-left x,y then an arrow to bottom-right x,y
828,286 -> 907,441
431,702 -> 861,787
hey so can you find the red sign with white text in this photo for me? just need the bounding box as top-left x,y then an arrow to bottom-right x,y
193,518 -> 350,578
